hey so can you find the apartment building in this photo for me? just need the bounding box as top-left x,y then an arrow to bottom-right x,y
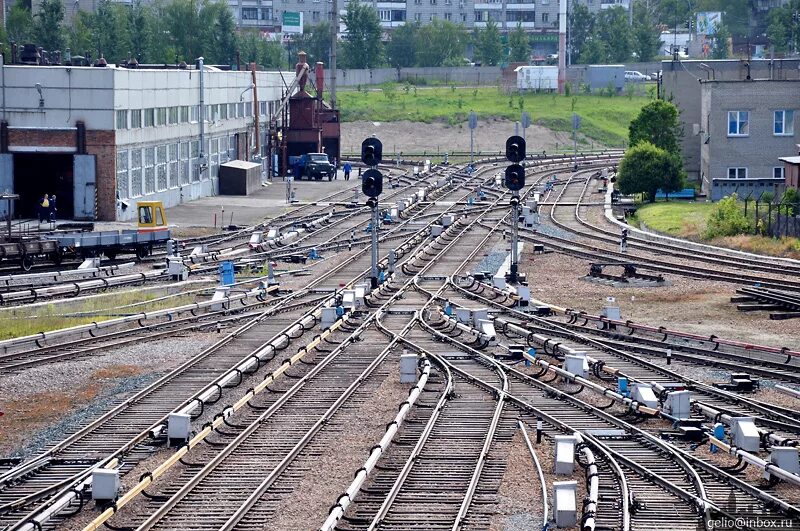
0,63 -> 285,221
660,59 -> 800,194
699,78 -> 799,201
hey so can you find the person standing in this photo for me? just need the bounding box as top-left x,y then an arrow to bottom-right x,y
49,194 -> 57,222
38,194 -> 49,224
343,162 -> 352,181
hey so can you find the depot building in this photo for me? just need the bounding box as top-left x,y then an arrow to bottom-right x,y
0,59 -> 286,221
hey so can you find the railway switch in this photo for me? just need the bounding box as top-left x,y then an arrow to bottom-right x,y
665,390 -> 691,419
631,383 -> 658,409
168,412 -> 191,446
564,352 -> 588,378
554,435 -> 577,475
766,447 -> 800,480
730,417 -> 760,452
92,469 -> 120,503
553,481 -> 578,528
400,351 -> 417,384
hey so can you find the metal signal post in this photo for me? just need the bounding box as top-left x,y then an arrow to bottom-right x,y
504,135 -> 526,284
361,137 -> 384,289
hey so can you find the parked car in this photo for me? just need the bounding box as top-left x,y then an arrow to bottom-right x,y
624,71 -> 651,82
290,153 -> 336,181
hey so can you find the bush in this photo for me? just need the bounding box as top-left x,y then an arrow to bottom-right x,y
704,194 -> 753,239
759,191 -> 774,204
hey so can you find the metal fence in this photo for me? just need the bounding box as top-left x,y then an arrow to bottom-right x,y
743,198 -> 800,238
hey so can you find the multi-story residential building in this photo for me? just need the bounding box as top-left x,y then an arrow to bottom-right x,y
0,62 -> 285,221
660,59 -> 800,197
699,78 -> 799,201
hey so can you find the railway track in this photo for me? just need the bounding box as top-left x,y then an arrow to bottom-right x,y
4,152 -> 798,531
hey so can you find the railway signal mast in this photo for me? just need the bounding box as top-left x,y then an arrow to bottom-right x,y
504,135 -> 526,283
361,137 -> 383,289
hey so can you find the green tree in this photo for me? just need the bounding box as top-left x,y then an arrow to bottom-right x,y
293,22 -> 332,66
340,0 -> 383,68
164,0 -> 205,61
617,141 -> 685,202
68,10 -> 93,56
90,0 -> 132,62
474,19 -> 503,66
387,22 -> 418,68
578,38 -> 609,64
33,0 -> 65,51
204,1 -> 237,64
239,30 -> 285,68
631,0 -> 661,62
128,1 -> 150,61
415,20 -> 465,66
6,0 -> 33,45
508,23 -> 529,63
711,24 -> 730,59
766,6 -> 791,54
569,4 -> 594,64
628,100 -> 681,154
595,6 -> 631,63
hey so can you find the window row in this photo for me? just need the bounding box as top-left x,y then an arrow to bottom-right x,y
116,136 -> 237,199
725,167 -> 786,180
115,101 -> 277,130
727,110 -> 795,137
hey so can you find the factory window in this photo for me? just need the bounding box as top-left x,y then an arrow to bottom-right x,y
180,106 -> 190,123
727,111 -> 749,136
414,12 -> 421,20
260,101 -> 267,116
260,8 -> 271,19
168,107 -> 179,125
444,12 -> 451,19
191,105 -> 200,123
229,134 -> 237,159
774,110 -> 795,136
541,12 -> 548,22
131,110 -> 142,129
131,150 -> 143,197
156,107 -> 167,126
145,147 -> 156,194
727,167 -> 747,179
229,103 -> 237,118
116,150 -> 129,200
474,10 -> 484,21
116,110 -> 128,130
180,142 -> 191,185
219,136 -> 229,163
157,145 -> 168,191
220,104 -> 228,120
461,13 -> 466,21
144,108 -> 155,127
238,102 -> 245,117
313,10 -> 319,20
242,7 -> 258,19
168,144 -> 179,188
774,167 -> 785,180
191,140 -> 201,182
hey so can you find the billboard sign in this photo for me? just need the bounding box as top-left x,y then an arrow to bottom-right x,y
697,12 -> 722,36
282,11 -> 303,34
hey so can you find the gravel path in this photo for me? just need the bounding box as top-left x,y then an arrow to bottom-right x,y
0,333 -> 219,458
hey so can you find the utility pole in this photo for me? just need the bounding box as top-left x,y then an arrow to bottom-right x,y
330,0 -> 338,108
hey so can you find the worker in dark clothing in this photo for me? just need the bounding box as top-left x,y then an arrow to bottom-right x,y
38,194 -> 49,224
48,195 -> 57,222
343,162 -> 352,181
620,228 -> 628,253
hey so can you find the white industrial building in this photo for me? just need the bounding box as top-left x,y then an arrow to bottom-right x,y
0,60 -> 287,221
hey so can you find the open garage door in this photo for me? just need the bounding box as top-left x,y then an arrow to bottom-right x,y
74,154 -> 96,220
13,153 -> 74,219
0,154 -> 11,219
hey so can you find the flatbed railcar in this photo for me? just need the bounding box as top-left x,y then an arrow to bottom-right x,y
0,202 -> 170,271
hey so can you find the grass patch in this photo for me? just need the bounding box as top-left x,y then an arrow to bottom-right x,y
0,290 -> 198,340
632,202 -> 715,239
631,201 -> 800,259
337,85 -> 648,147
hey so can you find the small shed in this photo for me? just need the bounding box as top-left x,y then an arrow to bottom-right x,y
779,156 -> 800,190
219,160 -> 262,196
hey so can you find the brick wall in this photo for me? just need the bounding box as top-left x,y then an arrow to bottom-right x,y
8,128 -> 117,221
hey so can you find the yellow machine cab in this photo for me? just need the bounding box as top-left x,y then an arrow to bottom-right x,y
137,201 -> 168,233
